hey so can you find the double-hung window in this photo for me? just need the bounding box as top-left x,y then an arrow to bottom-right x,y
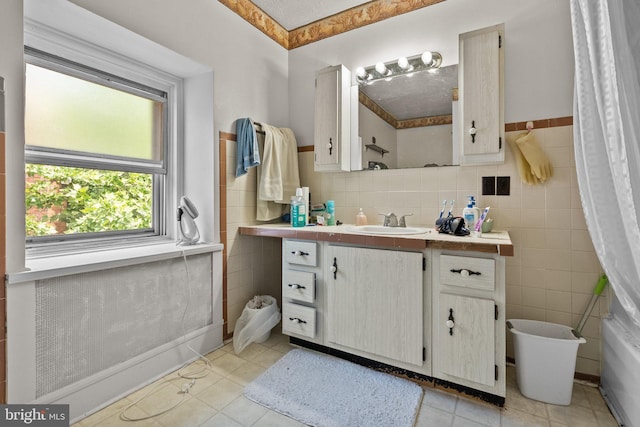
25,47 -> 169,248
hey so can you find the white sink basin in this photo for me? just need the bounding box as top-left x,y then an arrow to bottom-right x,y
348,225 -> 430,235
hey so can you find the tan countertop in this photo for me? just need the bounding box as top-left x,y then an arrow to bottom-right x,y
239,224 -> 514,256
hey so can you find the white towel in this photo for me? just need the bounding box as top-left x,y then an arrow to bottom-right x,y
255,124 -> 301,221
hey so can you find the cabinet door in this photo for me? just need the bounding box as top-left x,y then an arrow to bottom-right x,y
327,245 -> 423,366
314,65 -> 351,172
435,293 -> 495,387
459,24 -> 504,164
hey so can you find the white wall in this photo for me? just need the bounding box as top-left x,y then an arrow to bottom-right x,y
289,0 -> 574,148
69,0 -> 290,134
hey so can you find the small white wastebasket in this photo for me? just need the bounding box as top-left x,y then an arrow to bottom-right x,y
507,319 -> 586,405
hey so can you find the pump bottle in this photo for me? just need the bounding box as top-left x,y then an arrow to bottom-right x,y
463,196 -> 478,228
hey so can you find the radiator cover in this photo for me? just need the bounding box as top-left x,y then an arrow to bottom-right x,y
35,253 -> 213,397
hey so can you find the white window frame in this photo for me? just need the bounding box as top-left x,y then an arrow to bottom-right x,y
24,21 -> 184,257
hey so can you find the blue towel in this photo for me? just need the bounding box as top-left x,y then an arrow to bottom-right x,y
235,117 -> 260,177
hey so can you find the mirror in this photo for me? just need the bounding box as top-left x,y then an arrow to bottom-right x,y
357,64 -> 459,170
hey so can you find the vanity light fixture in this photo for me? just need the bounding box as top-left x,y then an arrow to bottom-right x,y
356,51 -> 442,85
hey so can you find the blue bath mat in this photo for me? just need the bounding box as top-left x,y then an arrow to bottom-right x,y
244,348 -> 423,427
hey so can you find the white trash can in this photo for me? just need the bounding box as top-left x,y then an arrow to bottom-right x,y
507,319 -> 586,405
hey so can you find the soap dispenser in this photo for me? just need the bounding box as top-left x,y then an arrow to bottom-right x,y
463,196 -> 477,228
356,208 -> 368,226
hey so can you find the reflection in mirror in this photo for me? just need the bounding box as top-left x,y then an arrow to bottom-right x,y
357,64 -> 459,170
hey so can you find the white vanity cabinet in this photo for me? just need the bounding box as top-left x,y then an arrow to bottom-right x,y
326,245 -> 425,367
314,65 -> 352,172
276,236 -> 507,403
432,251 -> 506,398
281,239 -> 323,343
459,24 -> 505,165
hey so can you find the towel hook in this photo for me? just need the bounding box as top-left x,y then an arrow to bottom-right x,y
526,121 -> 534,133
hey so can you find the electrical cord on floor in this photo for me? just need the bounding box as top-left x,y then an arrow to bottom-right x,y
120,250 -> 213,422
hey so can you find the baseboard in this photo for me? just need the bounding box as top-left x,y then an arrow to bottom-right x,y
36,323 -> 223,424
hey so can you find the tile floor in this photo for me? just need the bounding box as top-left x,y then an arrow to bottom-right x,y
72,330 -> 618,427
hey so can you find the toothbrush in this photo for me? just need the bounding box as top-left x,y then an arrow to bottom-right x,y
447,200 -> 455,217
439,200 -> 447,219
475,207 -> 490,232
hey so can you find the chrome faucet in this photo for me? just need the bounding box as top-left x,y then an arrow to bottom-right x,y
379,212 -> 413,227
379,212 -> 398,227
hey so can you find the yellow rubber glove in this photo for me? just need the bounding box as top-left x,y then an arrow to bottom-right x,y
515,131 -> 553,182
508,137 -> 541,185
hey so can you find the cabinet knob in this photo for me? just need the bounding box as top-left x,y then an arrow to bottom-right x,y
328,138 -> 333,155
331,257 -> 338,279
446,320 -> 455,329
287,283 -> 306,290
447,308 -> 455,336
292,250 -> 309,257
289,317 -> 307,324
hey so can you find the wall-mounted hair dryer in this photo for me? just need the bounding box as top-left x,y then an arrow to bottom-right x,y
177,196 -> 200,245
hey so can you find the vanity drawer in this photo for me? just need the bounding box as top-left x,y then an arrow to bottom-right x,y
282,302 -> 316,339
283,270 -> 316,303
440,254 -> 495,291
284,240 -> 318,267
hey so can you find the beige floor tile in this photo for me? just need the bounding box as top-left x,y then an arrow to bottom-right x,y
415,406 -> 454,426
221,395 -> 268,426
546,404 -> 600,427
421,387 -> 458,412
199,412 -> 243,427
128,382 -> 192,419
246,348 -> 285,368
225,361 -> 268,386
195,378 -> 244,411
210,352 -> 249,376
455,397 -> 501,427
79,397 -> 133,427
452,414 -> 488,427
154,395 -> 218,427
234,342 -> 269,360
501,407 -> 550,427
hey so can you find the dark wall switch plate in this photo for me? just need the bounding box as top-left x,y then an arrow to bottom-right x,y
497,176 -> 511,195
482,176 -> 496,195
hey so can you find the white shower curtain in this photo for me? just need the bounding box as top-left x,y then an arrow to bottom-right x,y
570,0 -> 640,328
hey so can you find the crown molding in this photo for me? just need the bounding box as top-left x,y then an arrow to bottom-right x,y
220,0 -> 445,50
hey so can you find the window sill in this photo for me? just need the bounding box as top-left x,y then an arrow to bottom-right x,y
7,240 -> 223,284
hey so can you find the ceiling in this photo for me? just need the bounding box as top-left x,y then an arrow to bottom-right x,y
251,0 -> 370,31
226,0 -> 454,122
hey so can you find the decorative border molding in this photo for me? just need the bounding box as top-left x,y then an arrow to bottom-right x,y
219,0 -> 444,50
219,0 -> 290,49
505,116 -> 572,132
288,0 -> 445,49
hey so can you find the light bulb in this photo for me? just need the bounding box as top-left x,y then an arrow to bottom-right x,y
355,67 -> 366,78
375,62 -> 388,75
421,51 -> 433,66
397,57 -> 409,69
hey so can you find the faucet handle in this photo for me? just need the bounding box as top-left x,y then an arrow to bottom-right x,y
378,212 -> 398,227
399,213 -> 413,227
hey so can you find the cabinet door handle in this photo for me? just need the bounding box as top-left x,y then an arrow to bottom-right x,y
330,257 -> 338,279
289,317 -> 307,324
469,120 -> 477,143
450,268 -> 481,277
291,250 -> 309,256
446,308 -> 455,335
328,137 -> 333,156
287,283 -> 306,290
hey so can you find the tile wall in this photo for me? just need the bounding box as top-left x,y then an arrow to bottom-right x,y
222,120 -> 606,377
